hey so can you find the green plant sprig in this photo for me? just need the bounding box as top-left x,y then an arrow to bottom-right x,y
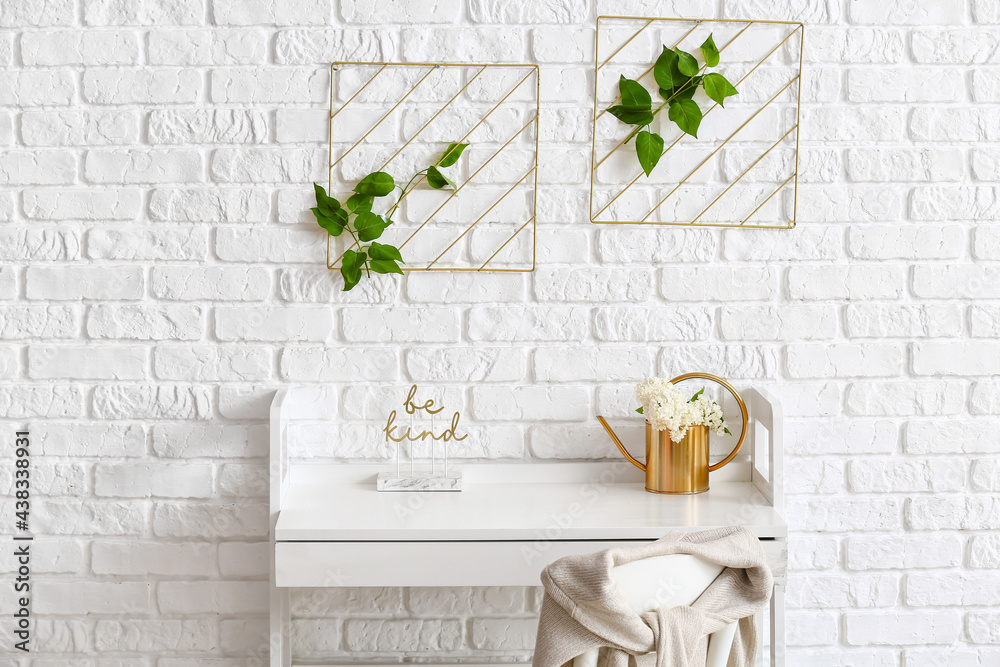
312,142 -> 469,291
607,34 -> 738,177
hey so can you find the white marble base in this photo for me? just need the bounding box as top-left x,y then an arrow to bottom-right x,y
377,471 -> 463,492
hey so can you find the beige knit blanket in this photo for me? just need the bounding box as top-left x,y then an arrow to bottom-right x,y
532,526 -> 772,667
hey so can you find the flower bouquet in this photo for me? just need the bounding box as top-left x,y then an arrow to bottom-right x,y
634,377 -> 732,443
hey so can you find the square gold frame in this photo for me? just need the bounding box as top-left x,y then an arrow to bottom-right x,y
327,62 -> 540,273
590,16 -> 805,229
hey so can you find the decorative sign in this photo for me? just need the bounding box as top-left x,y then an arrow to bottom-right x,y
377,384 -> 467,492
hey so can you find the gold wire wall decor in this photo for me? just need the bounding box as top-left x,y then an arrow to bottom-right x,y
590,16 -> 804,229
327,62 -> 540,272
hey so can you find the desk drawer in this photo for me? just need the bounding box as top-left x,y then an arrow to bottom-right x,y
275,540 -> 786,588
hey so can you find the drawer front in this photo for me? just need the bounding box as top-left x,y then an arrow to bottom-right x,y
275,539 -> 787,588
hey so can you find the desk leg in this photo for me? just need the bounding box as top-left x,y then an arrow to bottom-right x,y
271,584 -> 290,667
770,583 -> 784,667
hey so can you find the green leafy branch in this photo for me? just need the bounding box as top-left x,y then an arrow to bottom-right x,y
312,142 -> 469,291
607,34 -> 738,177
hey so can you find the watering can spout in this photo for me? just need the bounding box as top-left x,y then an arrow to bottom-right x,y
596,415 -> 646,471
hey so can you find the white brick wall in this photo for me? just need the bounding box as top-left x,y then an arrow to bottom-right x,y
1,0 -> 997,664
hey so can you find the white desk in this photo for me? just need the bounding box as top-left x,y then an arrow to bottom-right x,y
270,387 -> 786,667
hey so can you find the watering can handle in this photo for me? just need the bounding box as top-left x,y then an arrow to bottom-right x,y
596,415 -> 646,472
670,372 -> 749,472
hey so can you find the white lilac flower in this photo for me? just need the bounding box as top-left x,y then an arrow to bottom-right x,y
634,378 -> 729,443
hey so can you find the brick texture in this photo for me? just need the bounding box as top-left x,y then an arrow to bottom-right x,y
0,1 -> 993,664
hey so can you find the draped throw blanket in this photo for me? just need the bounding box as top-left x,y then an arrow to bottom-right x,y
532,526 -> 773,667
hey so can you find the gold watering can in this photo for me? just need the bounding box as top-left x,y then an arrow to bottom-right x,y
597,373 -> 749,494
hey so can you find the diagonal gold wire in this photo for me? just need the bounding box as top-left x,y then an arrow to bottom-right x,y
740,172 -> 796,226
478,215 -> 534,270
639,74 -> 800,223
598,19 -> 655,70
594,22 -> 758,172
330,70 -> 537,267
595,21 -> 744,123
388,69 -> 535,214
689,124 -> 797,224
397,114 -> 538,251
425,167 -> 536,269
375,66 -> 488,172
330,64 -> 387,122
330,66 -> 437,170
593,25 -> 801,221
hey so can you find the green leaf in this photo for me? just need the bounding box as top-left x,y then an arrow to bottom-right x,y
635,130 -> 664,177
668,97 -> 702,137
700,34 -> 720,68
703,72 -> 738,107
346,193 -> 373,213
371,259 -> 404,275
653,47 -> 686,90
312,206 -> 348,236
313,183 -> 340,214
354,172 -> 395,197
724,427 -> 732,435
689,387 -> 705,402
369,242 -> 403,262
675,47 -> 699,77
437,142 -> 469,168
426,165 -> 457,190
617,75 -> 651,111
635,406 -> 644,414
607,105 -> 655,127
354,211 -> 387,242
341,249 -> 366,291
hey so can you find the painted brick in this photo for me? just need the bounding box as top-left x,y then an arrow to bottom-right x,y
786,343 -> 904,379
216,306 -> 332,342
788,265 -> 905,300
21,110 -> 140,146
907,497 -> 1000,530
88,304 -> 203,340
846,381 -> 965,416
92,541 -> 213,576
0,71 -> 75,106
906,420 -> 1000,454
92,385 -> 212,420
34,582 -> 150,615
150,188 -> 270,222
846,304 -> 962,338
594,307 -> 711,342
786,574 -> 897,609
213,0 -> 330,25
845,612 -> 961,645
28,345 -> 147,380
155,345 -> 272,382
401,27 -> 525,62
23,189 -> 142,220
158,581 -> 267,614
0,150 -> 77,184
212,147 -> 326,182
152,424 -> 268,458
216,228 -> 325,263
151,267 -> 270,301
0,0 -> 75,27
148,29 -> 267,65
84,0 -> 204,25
149,109 -> 268,144
846,148 -> 964,182
846,535 -> 963,570
848,0 -> 966,24
210,68 -> 328,104
87,228 -> 208,261
848,459 -> 965,493
86,149 -> 203,184
720,305 -> 836,341
341,307 -> 458,343
281,346 -> 398,382
152,502 -> 268,539
83,69 -> 202,104
21,30 -> 139,65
